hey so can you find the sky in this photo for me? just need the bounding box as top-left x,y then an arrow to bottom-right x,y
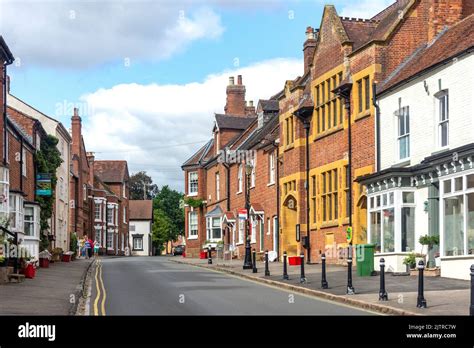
0,0 -> 394,192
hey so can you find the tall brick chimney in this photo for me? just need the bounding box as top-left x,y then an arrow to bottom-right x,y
303,26 -> 317,75
71,107 -> 82,159
86,152 -> 95,186
224,75 -> 247,116
428,0 -> 472,42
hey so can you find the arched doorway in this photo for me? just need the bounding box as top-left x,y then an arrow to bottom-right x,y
281,195 -> 298,256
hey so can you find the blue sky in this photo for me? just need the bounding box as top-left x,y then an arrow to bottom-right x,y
0,0 -> 393,191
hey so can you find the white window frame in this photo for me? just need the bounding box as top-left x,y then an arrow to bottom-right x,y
396,106 -> 410,161
368,189 -> 416,254
8,194 -> 24,233
188,171 -> 198,196
133,236 -> 143,250
107,206 -> 114,224
439,170 -> 474,257
268,151 -> 275,185
94,203 -> 102,221
123,206 -> 127,224
83,184 -> 87,201
123,184 -> 127,199
437,91 -> 449,149
237,218 -> 244,245
188,211 -> 198,239
237,165 -> 243,194
0,167 -> 9,216
107,232 -> 114,249
206,217 -> 222,242
21,147 -> 27,177
216,172 -> 220,201
24,205 -> 38,239
250,160 -> 256,188
250,217 -> 256,244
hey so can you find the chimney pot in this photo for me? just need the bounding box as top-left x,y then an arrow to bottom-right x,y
306,26 -> 315,40
73,107 -> 79,117
229,76 -> 234,85
249,100 -> 254,107
237,75 -> 242,85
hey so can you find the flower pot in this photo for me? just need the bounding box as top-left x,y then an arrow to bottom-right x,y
39,258 -> 50,268
24,264 -> 36,279
62,254 -> 71,262
288,256 -> 301,266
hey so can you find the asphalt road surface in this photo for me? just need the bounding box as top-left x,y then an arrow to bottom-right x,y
92,256 -> 376,315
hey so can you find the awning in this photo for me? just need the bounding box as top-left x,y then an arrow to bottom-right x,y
250,203 -> 264,219
222,211 -> 236,225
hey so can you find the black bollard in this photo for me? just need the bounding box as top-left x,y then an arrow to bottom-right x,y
416,260 -> 427,308
346,246 -> 355,295
252,249 -> 258,273
470,264 -> 474,316
283,251 -> 289,280
321,253 -> 328,289
300,253 -> 306,283
379,258 -> 388,301
264,250 -> 270,276
207,246 -> 212,265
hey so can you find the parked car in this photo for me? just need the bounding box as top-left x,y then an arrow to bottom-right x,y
172,245 -> 185,256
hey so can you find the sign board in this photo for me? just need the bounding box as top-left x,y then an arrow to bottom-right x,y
238,208 -> 248,220
36,173 -> 52,196
346,226 -> 353,243
296,224 -> 300,242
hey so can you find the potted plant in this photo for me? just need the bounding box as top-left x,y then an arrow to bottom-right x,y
403,252 -> 417,271
51,247 -> 63,262
419,234 -> 439,267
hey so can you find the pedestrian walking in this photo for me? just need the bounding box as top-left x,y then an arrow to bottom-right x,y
94,240 -> 100,258
84,235 -> 92,259
79,237 -> 86,258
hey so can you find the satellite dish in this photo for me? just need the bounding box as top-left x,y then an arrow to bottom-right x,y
268,250 -> 277,262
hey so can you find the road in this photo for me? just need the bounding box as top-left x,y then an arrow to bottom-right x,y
90,256 -> 376,315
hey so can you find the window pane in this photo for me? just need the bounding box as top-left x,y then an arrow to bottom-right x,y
389,192 -> 394,205
454,177 -> 463,191
334,193 -> 338,219
376,196 -> 380,207
382,208 -> 395,252
402,192 -> 414,203
467,174 -> 474,189
441,122 -> 448,147
443,195 -> 464,256
382,194 -> 387,206
401,207 -> 415,252
370,212 -> 381,253
399,135 -> 409,159
468,193 -> 474,255
370,197 -> 374,209
443,180 -> 451,194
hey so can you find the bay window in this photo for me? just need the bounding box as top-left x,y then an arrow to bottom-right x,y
206,217 -> 222,241
0,167 -> 9,218
441,172 -> 474,256
368,190 -> 413,254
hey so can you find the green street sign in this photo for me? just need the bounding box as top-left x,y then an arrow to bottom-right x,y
346,226 -> 353,242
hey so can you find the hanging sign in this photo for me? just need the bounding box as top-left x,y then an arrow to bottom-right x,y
36,173 -> 52,196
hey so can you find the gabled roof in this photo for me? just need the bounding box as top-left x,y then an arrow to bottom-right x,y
258,99 -> 279,113
378,14 -> 474,95
94,160 -> 130,183
0,36 -> 14,64
182,138 -> 214,168
215,114 -> 256,130
129,200 -> 153,220
239,113 -> 279,151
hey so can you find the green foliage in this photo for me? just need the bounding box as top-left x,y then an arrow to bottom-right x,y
70,232 -> 78,255
403,253 -> 417,269
129,171 -> 159,200
35,135 -> 63,251
184,197 -> 204,208
419,235 -> 439,250
152,208 -> 172,250
153,185 -> 184,243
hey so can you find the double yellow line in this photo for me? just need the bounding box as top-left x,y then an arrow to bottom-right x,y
93,258 -> 107,316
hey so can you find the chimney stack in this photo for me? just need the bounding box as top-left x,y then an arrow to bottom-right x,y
303,27 -> 317,75
71,108 -> 82,162
245,100 -> 255,116
86,152 -> 95,185
225,75 -> 247,116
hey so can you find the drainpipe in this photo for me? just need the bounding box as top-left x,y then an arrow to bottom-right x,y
373,82 -> 381,172
3,63 -> 11,165
303,121 -> 311,263
274,139 -> 281,260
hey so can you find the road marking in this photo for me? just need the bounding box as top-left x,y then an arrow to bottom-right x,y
92,258 -> 107,316
93,259 -> 101,316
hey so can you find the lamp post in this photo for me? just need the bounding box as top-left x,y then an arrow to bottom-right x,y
333,78 -> 354,295
293,102 -> 313,264
243,162 -> 253,269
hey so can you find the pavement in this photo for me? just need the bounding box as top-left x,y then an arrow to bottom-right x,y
169,255 -> 472,316
91,256 -> 376,315
0,258 -> 93,315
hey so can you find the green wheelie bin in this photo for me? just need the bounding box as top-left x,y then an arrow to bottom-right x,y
355,244 -> 375,276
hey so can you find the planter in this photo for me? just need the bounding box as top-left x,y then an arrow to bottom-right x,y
199,251 -> 207,259
62,254 -> 72,262
410,267 -> 440,277
39,258 -> 50,268
24,264 -> 36,279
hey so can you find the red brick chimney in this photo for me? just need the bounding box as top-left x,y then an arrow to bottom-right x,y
86,152 -> 95,186
428,0 -> 472,42
245,100 -> 255,116
224,75 -> 247,116
71,107 -> 82,159
303,26 -> 317,75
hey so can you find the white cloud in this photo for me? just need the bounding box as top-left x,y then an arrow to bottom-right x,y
80,58 -> 302,191
338,0 -> 395,19
0,0 -> 224,68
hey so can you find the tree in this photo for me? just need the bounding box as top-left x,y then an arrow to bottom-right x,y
35,135 -> 63,251
129,171 -> 159,200
152,208 -> 172,253
153,185 -> 184,244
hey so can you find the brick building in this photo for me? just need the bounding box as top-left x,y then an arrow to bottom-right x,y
182,76 -> 281,259
278,0 -> 474,264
